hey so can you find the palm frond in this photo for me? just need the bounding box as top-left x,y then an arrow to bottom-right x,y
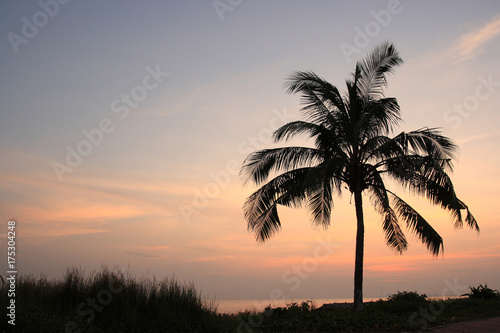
355,41 -> 403,98
358,98 -> 401,141
362,135 -> 402,164
284,71 -> 347,128
454,199 -> 479,232
391,194 -> 443,256
241,147 -> 323,185
384,156 -> 477,235
307,176 -> 333,229
367,169 -> 407,253
393,128 -> 458,162
272,120 -> 327,142
304,158 -> 346,228
244,168 -> 311,242
382,207 -> 407,254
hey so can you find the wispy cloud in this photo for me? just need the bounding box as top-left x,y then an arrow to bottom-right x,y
454,15 -> 500,64
408,15 -> 500,69
189,255 -> 236,263
126,251 -> 168,259
455,129 -> 500,145
141,245 -> 171,250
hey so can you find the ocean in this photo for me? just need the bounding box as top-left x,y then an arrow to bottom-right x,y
211,295 -> 461,314
211,297 -> 384,314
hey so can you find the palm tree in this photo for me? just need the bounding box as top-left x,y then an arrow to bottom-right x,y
240,42 -> 479,311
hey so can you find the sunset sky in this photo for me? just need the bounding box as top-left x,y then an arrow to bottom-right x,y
1,1 -> 499,302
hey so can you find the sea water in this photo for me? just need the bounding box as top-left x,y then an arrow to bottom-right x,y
212,297 -> 383,314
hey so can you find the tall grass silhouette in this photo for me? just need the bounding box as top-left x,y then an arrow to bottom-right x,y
1,266 -> 232,332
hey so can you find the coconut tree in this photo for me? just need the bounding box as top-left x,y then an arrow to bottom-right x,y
240,42 -> 478,311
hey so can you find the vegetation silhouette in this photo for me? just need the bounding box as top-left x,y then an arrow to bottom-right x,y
0,266 -> 224,332
462,284 -> 500,299
2,268 -> 499,332
241,41 -> 479,311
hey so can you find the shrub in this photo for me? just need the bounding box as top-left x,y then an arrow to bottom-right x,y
387,290 -> 428,303
462,284 -> 500,300
375,291 -> 430,314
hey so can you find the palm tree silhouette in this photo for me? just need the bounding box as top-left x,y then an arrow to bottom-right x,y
240,42 -> 479,311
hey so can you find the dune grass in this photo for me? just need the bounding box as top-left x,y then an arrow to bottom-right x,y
1,268 -> 499,332
0,266 -> 235,332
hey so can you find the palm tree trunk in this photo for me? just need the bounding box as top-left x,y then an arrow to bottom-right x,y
353,189 -> 364,312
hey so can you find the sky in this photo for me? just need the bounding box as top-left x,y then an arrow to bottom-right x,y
1,0 -> 499,302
